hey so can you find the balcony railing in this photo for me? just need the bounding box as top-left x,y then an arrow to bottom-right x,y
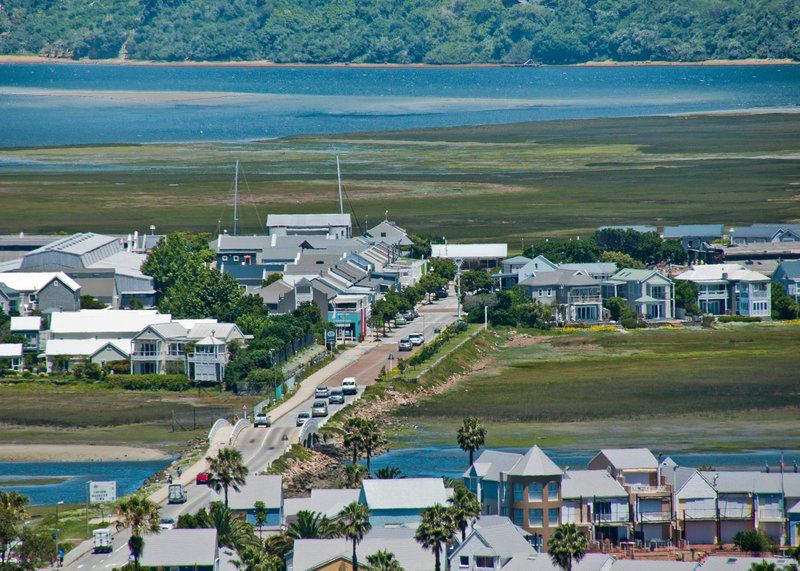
628,484 -> 670,495
639,511 -> 672,523
594,513 -> 630,524
188,353 -> 228,365
758,508 -> 784,522
131,351 -> 163,359
569,295 -> 602,303
683,508 -> 718,520
719,506 -> 752,519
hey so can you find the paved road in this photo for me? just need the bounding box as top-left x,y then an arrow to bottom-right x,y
66,291 -> 458,569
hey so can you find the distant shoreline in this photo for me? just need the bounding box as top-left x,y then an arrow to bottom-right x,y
0,54 -> 797,69
0,444 -> 171,462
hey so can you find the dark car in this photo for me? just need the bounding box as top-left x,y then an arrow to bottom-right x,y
328,389 -> 345,404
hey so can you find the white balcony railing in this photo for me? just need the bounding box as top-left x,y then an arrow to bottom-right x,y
131,351 -> 163,359
569,295 -> 602,303
639,511 -> 672,523
628,484 -> 670,494
188,353 -> 228,365
719,506 -> 752,519
683,508 -> 718,520
758,508 -> 784,522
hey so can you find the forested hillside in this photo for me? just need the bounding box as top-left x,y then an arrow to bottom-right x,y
1,0 -> 798,64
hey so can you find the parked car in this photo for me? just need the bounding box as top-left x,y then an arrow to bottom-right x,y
394,314 -> 407,326
315,386 -> 330,398
159,518 -> 176,530
403,310 -> 415,321
328,388 -> 345,404
196,472 -> 210,486
398,337 -> 413,351
254,412 -> 271,427
296,411 -> 311,426
312,400 -> 329,417
409,332 -> 424,346
341,377 -> 358,395
436,287 -> 449,299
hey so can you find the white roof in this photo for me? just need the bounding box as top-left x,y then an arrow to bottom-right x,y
699,471 -> 783,494
10,316 -> 41,331
700,556 -> 795,570
267,213 -> 351,227
675,263 -> 769,283
0,272 -> 80,292
595,448 -> 658,470
291,527 -> 433,571
360,477 -> 449,510
451,516 -> 534,560
284,488 -> 361,520
525,553 -> 615,570
140,529 -> 218,567
561,470 -> 628,499
0,343 -> 23,357
506,446 -> 563,477
212,475 -> 282,511
431,243 -> 508,260
49,309 -> 171,336
44,338 -> 131,358
675,470 -> 716,500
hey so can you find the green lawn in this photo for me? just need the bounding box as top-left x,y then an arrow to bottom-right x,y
389,324 -> 800,451
1,113 -> 798,240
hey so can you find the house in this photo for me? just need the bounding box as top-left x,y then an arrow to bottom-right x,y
465,450 -> 528,516
44,338 -> 130,372
712,242 -> 800,275
603,268 -> 675,320
49,310 -> 172,340
139,528 -> 220,571
674,264 -> 771,318
287,527 -> 434,571
211,475 -> 282,528
773,260 -> 800,303
363,220 -> 413,252
561,470 -> 631,545
448,515 -> 536,571
10,316 -> 42,352
701,556 -> 796,570
588,449 -> 672,542
663,225 -> 725,261
0,272 -> 81,315
283,488 -> 360,526
0,343 -> 23,371
359,477 -> 451,526
431,243 -> 509,269
672,468 -> 718,545
266,213 -> 352,239
495,255 -> 556,290
729,223 -> 800,245
519,270 -> 603,323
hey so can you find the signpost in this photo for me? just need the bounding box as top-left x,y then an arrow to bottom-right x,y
86,481 -> 116,538
326,329 -> 336,350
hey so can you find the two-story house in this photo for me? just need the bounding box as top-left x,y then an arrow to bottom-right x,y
359,478 -> 452,527
603,268 -> 675,320
448,516 -> 536,571
211,475 -> 283,529
773,261 -> 800,304
674,264 -> 771,318
561,470 -> 632,545
464,450 -> 528,516
0,272 -> 81,315
519,270 -> 603,323
10,316 -> 42,353
672,468 -> 718,545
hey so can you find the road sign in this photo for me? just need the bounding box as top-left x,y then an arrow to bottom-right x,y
88,481 -> 116,504
325,330 -> 336,340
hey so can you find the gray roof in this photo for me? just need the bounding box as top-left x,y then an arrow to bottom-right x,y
612,562 -> 699,570
594,448 -> 658,470
699,471 -> 783,494
506,446 -> 563,477
662,224 -> 724,238
559,262 -> 617,275
360,478 -> 450,510
561,470 -> 627,499
139,529 -> 218,567
284,488 -> 360,520
257,279 -> 293,304
451,516 -> 535,560
730,223 -> 800,239
465,450 -> 524,482
525,553 -> 615,570
519,269 -> 598,288
267,213 -> 351,227
27,232 -> 119,256
212,475 -> 282,510
503,256 -> 533,265
364,220 -> 412,246
700,556 -> 795,570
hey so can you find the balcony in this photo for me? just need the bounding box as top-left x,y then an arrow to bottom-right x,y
639,511 -> 672,523
683,508 -> 718,520
719,506 -> 752,519
628,484 -> 670,495
594,513 -> 630,524
187,353 -> 228,366
758,508 -> 784,522
131,350 -> 163,360
569,295 -> 602,303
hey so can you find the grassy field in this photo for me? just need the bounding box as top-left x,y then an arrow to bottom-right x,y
389,323 -> 800,451
1,113 -> 798,240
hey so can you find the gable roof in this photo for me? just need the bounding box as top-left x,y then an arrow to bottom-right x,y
775,260 -> 800,279
50,310 -> 171,336
674,264 -> 770,283
519,269 -> 598,288
212,475 -> 282,510
662,224 -> 724,238
0,272 -> 81,293
559,262 -> 617,276
465,449 -> 524,482
140,529 -> 218,567
561,470 -> 627,499
593,448 -> 658,470
675,469 -> 716,500
364,220 -> 412,246
507,446 -> 563,477
503,255 -> 533,265
360,477 -> 449,510
284,488 -> 361,520
611,268 -> 670,283
44,338 -> 131,358
267,213 -> 351,227
451,516 -> 535,560
699,471 -> 783,494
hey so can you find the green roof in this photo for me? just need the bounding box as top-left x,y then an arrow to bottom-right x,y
612,268 -> 656,281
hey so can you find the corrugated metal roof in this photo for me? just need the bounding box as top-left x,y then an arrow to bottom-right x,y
267,213 -> 351,227
562,470 -> 627,499
139,529 -> 218,567
49,310 -> 170,336
44,338 -> 130,357
212,475 -> 282,510
519,269 -> 598,288
360,477 -> 449,510
284,488 -> 360,519
27,233 -> 119,256
559,262 -> 617,275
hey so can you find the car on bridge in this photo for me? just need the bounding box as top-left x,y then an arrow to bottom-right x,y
296,411 -> 311,426
398,337 -> 413,351
312,400 -> 329,417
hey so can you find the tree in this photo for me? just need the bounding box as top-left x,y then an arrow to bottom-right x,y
771,282 -> 799,320
344,463 -> 369,488
428,258 -> 456,281
448,487 -> 481,541
253,500 -> 267,538
366,549 -> 404,571
177,501 -> 260,553
415,504 -> 456,571
207,447 -> 249,508
115,495 -> 161,570
457,416 -> 487,467
80,295 -> 107,309
15,528 -> 57,571
0,491 -> 29,564
374,466 -> 404,479
262,273 -> 283,286
343,417 -> 366,464
408,235 -> 432,259
236,546 -> 284,571
599,250 -> 645,269
603,297 -> 628,321
361,419 -> 385,472
461,269 -> 493,294
749,562 -> 777,571
336,502 -> 372,571
547,523 -> 587,571
675,280 -> 701,316
733,530 -> 769,554
418,272 -> 446,302
287,510 -> 336,539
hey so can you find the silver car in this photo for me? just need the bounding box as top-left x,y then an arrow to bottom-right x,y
311,400 -> 329,417
296,411 -> 311,426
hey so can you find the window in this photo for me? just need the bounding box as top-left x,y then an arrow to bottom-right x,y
222,255 -> 228,261
380,232 -> 387,237
513,482 -> 523,502
548,508 -> 559,526
538,288 -> 543,297
513,508 -> 524,526
501,506 -> 509,517
547,288 -> 552,296
528,482 -> 542,502
475,556 -> 495,569
528,508 -> 543,527
233,256 -> 239,261
546,482 -> 559,500
459,556 -> 469,569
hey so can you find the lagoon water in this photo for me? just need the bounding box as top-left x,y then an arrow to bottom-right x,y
371,447 -> 800,480
0,459 -> 172,505
1,63 -> 799,147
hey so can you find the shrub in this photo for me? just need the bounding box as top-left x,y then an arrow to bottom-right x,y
245,368 -> 284,387
105,374 -> 191,391
732,530 -> 769,553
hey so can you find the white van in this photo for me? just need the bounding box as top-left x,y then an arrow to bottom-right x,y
341,377 -> 358,395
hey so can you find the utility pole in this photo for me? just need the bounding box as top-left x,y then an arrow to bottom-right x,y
336,155 -> 344,215
233,160 -> 239,236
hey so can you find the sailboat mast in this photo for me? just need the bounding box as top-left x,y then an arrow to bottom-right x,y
233,160 -> 239,236
336,155 -> 344,215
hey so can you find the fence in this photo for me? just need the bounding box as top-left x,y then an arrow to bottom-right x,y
170,406 -> 237,432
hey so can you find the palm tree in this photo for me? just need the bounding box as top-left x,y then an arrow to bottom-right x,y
253,500 -> 267,539
345,463 -> 369,488
336,502 -> 372,571
361,420 -> 386,473
366,549 -> 404,571
115,495 -> 161,570
236,546 -> 284,571
457,416 -> 486,467
415,504 -> 456,571
287,510 -> 336,539
343,417 -> 366,464
0,491 -> 29,563
448,487 -> 481,541
177,501 -> 260,553
207,447 -> 249,508
373,466 -> 404,479
749,563 -> 777,571
547,523 -> 587,571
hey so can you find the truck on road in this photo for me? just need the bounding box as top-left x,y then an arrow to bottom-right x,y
168,483 -> 187,504
92,528 -> 113,554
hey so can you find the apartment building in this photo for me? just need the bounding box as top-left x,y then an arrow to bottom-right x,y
561,470 -> 632,545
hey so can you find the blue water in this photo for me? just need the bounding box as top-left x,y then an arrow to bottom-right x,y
0,460 -> 172,506
1,63 -> 799,147
370,447 -> 800,480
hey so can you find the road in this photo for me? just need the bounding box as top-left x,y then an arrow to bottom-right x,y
66,290 -> 458,569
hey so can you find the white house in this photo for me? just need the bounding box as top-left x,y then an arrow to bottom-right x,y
448,515 -> 536,571
44,338 -> 130,372
674,264 -> 771,318
0,343 -> 24,371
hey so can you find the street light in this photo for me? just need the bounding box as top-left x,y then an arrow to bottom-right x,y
55,500 -> 64,553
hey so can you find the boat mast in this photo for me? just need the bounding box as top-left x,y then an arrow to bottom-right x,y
233,160 -> 239,236
336,155 -> 344,215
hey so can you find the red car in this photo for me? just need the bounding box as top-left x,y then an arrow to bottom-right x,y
195,472 -> 210,486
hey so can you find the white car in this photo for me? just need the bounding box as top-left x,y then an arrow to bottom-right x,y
409,333 -> 424,346
159,518 -> 176,530
341,377 -> 358,395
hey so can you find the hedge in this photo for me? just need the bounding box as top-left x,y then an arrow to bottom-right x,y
718,316 -> 761,323
104,374 -> 191,391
